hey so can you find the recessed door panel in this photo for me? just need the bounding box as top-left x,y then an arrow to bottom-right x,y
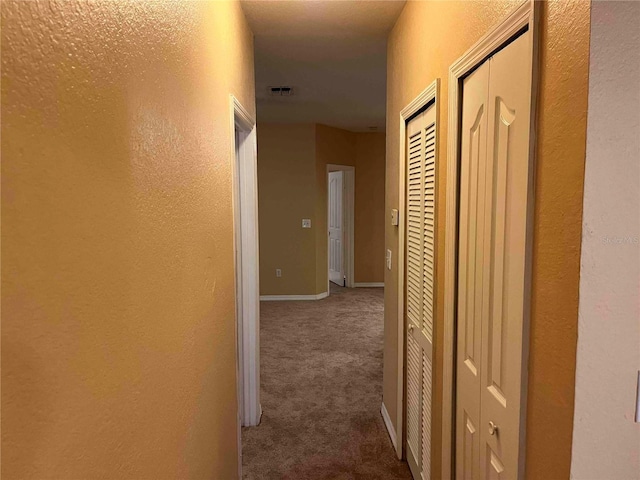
486,447 -> 505,480
462,413 -> 478,480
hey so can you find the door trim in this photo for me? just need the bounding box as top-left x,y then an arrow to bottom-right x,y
396,78 -> 440,460
442,1 -> 540,478
230,95 -> 261,442
326,164 -> 355,291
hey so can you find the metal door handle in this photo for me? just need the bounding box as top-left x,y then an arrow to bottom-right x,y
408,324 -> 414,332
489,421 -> 498,436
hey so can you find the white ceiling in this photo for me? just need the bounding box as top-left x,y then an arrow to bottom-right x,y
241,1 -> 407,132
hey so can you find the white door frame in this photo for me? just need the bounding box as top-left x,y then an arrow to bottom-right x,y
327,164 -> 355,291
395,79 -> 440,460
230,95 -> 261,439
441,2 -> 540,478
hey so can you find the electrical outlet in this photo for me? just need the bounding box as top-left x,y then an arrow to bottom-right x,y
302,219 -> 311,228
276,268 -> 282,278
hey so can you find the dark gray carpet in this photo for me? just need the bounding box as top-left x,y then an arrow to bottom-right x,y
241,285 -> 412,480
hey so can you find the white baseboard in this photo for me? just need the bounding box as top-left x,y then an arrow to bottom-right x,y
259,292 -> 329,301
354,282 -> 384,288
380,402 -> 398,451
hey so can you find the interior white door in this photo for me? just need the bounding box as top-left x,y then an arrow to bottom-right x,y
456,59 -> 490,480
455,30 -> 533,480
479,30 -> 532,480
328,171 -> 344,286
405,104 -> 437,480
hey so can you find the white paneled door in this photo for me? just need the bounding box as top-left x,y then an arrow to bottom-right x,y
328,170 -> 344,286
456,30 -> 533,480
405,103 -> 437,480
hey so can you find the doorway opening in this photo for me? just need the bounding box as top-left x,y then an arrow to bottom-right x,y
231,95 -> 261,437
328,170 -> 344,286
327,164 -> 355,293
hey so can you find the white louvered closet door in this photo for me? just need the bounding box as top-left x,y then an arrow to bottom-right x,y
405,104 -> 436,480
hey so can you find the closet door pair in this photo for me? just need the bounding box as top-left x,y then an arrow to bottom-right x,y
456,30 -> 533,480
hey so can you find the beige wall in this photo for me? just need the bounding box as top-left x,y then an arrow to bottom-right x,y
571,2 -> 640,478
258,123 -> 385,295
384,1 -> 591,478
355,133 -> 386,284
257,123 -> 318,296
1,1 -> 255,478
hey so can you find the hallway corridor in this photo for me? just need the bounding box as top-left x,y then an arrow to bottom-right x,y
242,286 -> 411,479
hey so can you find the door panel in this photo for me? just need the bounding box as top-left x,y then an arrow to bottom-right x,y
463,414 -> 477,480
456,60 -> 490,480
479,31 -> 532,479
486,448 -> 505,480
405,104 -> 437,480
328,171 -> 343,285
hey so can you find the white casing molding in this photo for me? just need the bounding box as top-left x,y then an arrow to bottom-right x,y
230,94 -> 261,434
230,94 -> 261,480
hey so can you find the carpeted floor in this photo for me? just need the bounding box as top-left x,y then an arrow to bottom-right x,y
241,285 -> 412,480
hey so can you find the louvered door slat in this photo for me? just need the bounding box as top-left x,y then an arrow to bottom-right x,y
422,353 -> 433,480
407,332 -> 422,461
423,121 -> 436,345
407,127 -> 424,332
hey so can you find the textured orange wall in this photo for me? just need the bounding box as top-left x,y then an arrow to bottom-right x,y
526,2 -> 591,476
384,1 -> 591,478
354,133 -> 386,284
1,1 -> 255,478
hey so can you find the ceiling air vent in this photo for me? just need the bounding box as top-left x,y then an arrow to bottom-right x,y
269,86 -> 294,96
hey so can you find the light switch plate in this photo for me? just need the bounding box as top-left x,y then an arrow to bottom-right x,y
391,209 -> 399,226
302,219 -> 311,228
